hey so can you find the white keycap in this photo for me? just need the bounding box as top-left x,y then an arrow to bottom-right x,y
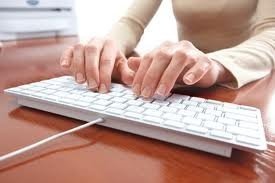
164,120 -> 184,128
210,130 -> 233,140
126,106 -> 145,113
60,98 -> 76,104
144,109 -> 163,117
152,100 -> 170,106
124,112 -> 143,119
109,92 -> 124,97
203,121 -> 224,130
97,94 -> 113,100
239,121 -> 259,130
166,94 -> 185,103
190,97 -> 205,102
217,117 -> 236,125
47,85 -> 62,89
236,135 -> 260,146
94,99 -> 112,106
182,117 -> 202,126
199,103 -> 216,110
159,106 -> 177,113
105,108 -> 125,115
205,109 -> 222,116
66,94 -> 81,100
54,91 -> 69,97
111,97 -> 128,103
163,113 -> 182,121
79,97 -> 97,103
169,103 -> 186,109
143,116 -> 163,124
178,109 -> 196,117
124,94 -> 137,100
41,89 -> 57,94
197,113 -> 215,121
226,126 -> 260,138
109,103 -> 128,109
89,104 -> 106,111
29,86 -> 45,91
223,102 -> 239,109
186,125 -> 208,134
182,100 -> 198,106
217,106 -> 257,118
126,100 -> 144,106
137,98 -> 154,103
74,101 -> 90,107
206,99 -> 223,105
186,106 -> 203,112
143,103 -> 160,110
224,113 -> 258,123
240,105 -> 258,111
83,92 -> 98,97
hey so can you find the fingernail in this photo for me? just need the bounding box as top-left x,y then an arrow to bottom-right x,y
184,73 -> 195,84
61,59 -> 69,66
99,84 -> 108,93
76,73 -> 85,83
156,84 -> 167,96
141,86 -> 152,98
133,84 -> 141,95
88,79 -> 98,89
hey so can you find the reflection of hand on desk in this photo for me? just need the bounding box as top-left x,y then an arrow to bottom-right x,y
0,37 -> 275,183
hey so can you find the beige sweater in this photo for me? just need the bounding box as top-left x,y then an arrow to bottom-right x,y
108,0 -> 275,88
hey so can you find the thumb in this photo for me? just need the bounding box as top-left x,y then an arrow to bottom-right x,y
128,57 -> 141,72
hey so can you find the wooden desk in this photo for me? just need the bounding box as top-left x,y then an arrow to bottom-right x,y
0,37 -> 275,183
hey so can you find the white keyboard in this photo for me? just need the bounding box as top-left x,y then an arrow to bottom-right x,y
4,76 -> 267,157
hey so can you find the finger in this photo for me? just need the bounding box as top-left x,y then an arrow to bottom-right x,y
117,57 -> 135,85
155,50 -> 188,96
85,38 -> 104,90
128,57 -> 141,72
72,44 -> 85,83
60,46 -> 73,67
132,54 -> 153,96
140,49 -> 172,98
98,39 -> 117,93
183,58 -> 211,85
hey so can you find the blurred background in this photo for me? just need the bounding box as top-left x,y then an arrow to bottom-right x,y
0,0 -> 177,54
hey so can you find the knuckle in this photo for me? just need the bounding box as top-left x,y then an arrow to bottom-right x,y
74,43 -> 83,50
181,40 -> 193,47
155,49 -> 171,60
85,44 -> 98,53
145,72 -> 157,82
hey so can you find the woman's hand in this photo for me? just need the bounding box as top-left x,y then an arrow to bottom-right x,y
128,40 -> 232,98
60,38 -> 134,93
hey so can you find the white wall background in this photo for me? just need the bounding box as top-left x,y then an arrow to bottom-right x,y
75,0 -> 177,54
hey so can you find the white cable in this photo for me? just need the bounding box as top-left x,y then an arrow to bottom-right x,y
0,118 -> 104,162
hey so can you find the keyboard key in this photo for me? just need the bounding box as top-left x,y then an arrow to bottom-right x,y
224,113 -> 258,123
182,117 -> 202,126
74,101 -> 90,107
166,94 -> 186,103
126,106 -> 145,113
186,106 -> 203,112
109,103 -> 128,109
239,121 -> 259,130
89,104 -> 106,111
169,103 -> 186,109
111,97 -> 128,103
186,125 -> 208,134
199,103 -> 216,110
97,94 -> 113,100
217,117 -> 236,125
182,100 -> 198,106
178,109 -> 196,117
163,113 -> 182,121
223,102 -> 239,109
144,109 -> 163,117
143,103 -> 160,110
126,100 -> 144,106
124,112 -> 143,119
94,99 -> 112,106
197,113 -> 215,121
206,99 -> 223,105
143,116 -> 163,124
152,100 -> 170,106
164,120 -> 184,128
109,92 -> 124,97
159,106 -> 177,113
236,135 -> 261,146
210,130 -> 233,140
226,126 -> 260,138
105,108 -> 125,115
79,97 -> 97,103
205,109 -> 222,116
203,121 -> 224,130
124,94 -> 137,100
190,97 -> 205,102
83,92 -> 98,97
217,106 -> 257,118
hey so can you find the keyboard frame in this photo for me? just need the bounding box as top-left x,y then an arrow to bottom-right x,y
5,86 -> 267,157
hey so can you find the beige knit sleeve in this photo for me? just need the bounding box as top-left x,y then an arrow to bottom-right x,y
107,0 -> 162,56
207,0 -> 275,89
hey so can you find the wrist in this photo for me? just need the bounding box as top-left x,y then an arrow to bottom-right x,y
215,61 -> 234,84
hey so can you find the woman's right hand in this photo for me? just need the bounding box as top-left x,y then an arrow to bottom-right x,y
60,38 -> 135,93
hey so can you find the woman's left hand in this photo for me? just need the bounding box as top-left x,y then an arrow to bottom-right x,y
128,40 -> 231,98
